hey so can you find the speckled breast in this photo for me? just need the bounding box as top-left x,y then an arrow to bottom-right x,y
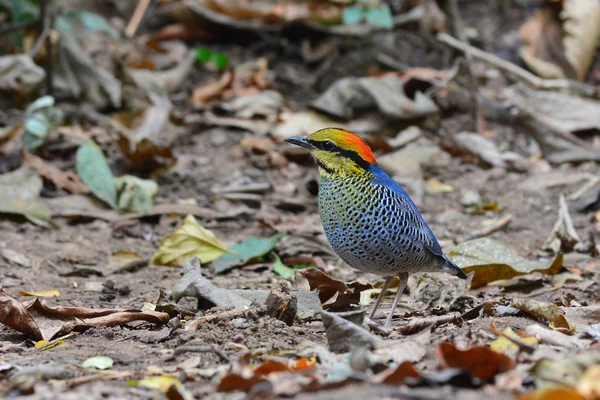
318,174 -> 438,275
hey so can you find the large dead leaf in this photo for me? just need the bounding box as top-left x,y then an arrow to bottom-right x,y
504,84 -> 600,164
294,269 -> 370,310
0,167 -> 53,227
531,350 -> 600,389
115,97 -> 180,166
437,342 -> 515,380
0,288 -> 168,341
519,0 -> 600,81
512,298 -> 572,330
151,214 -> 231,266
448,238 -> 563,289
311,76 -> 438,121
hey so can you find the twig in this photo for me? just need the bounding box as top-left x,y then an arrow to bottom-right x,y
436,33 -> 600,99
489,319 -> 536,354
568,176 -> 600,201
49,371 -> 134,388
393,312 -> 462,335
165,345 -> 229,362
462,214 -> 512,241
125,0 -> 152,38
29,0 -> 50,58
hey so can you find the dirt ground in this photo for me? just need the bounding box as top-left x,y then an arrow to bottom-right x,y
1,1 -> 600,399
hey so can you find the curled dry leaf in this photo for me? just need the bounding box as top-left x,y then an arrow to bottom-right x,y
21,152 -> 89,194
448,238 -> 563,289
294,269 -> 369,310
311,76 -> 438,121
511,298 -> 572,331
0,288 -> 168,341
191,71 -> 233,105
437,342 -> 515,380
519,0 -> 600,81
151,214 -> 231,267
115,97 -> 180,166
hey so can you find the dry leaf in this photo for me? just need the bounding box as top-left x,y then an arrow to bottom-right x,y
518,388 -> 586,400
511,298 -> 572,330
21,152 -> 90,194
437,342 -> 515,380
151,214 -> 231,266
18,290 -> 60,298
0,288 -> 169,341
191,71 -> 233,105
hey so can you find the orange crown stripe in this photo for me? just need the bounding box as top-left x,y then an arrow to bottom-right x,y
339,131 -> 377,165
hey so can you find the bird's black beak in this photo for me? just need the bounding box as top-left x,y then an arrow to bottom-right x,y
284,136 -> 313,150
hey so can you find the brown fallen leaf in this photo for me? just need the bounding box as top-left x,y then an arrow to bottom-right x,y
437,342 -> 515,380
151,22 -> 216,42
191,71 -> 233,106
373,361 -> 420,385
0,288 -> 169,341
21,152 -> 90,194
294,269 -> 348,305
511,298 -> 572,331
519,0 -> 600,81
518,388 -> 586,400
18,290 -> 60,298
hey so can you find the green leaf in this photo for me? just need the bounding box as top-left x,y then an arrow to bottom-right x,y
82,356 -> 113,370
272,254 -> 315,280
22,96 -> 63,151
272,254 -> 294,279
211,52 -> 230,71
342,6 -> 364,25
114,174 -> 158,213
365,5 -> 393,29
195,46 -> 212,63
76,140 -> 117,208
213,233 -> 286,274
448,238 -> 563,289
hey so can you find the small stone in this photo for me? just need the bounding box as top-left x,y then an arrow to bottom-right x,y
265,283 -> 297,326
231,318 -> 249,329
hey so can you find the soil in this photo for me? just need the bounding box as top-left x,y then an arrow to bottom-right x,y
1,1 -> 599,399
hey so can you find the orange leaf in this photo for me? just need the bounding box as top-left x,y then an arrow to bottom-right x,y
291,357 -> 316,371
437,342 -> 515,380
253,360 -> 290,376
518,388 -> 586,400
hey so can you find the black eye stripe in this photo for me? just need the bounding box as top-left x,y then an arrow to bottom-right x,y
307,139 -> 373,169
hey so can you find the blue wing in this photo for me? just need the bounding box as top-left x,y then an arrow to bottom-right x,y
369,165 -> 444,256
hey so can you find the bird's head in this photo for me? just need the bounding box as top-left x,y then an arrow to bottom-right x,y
284,128 -> 376,176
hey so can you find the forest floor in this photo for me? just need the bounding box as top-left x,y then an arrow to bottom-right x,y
0,1 -> 599,399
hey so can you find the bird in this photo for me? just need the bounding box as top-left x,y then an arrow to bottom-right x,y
285,128 -> 467,326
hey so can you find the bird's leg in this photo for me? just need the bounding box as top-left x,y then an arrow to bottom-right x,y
384,272 -> 408,326
368,276 -> 394,320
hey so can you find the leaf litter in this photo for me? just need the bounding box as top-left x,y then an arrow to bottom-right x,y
2,0 -> 600,399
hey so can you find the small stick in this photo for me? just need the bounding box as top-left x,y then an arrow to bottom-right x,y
437,33 -> 600,99
568,176 -> 600,201
463,214 -> 512,241
49,371 -> 134,388
125,0 -> 152,38
489,319 -> 536,354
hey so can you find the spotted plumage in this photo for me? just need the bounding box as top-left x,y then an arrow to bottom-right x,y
285,128 -> 466,325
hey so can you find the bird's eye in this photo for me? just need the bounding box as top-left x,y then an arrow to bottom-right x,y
321,141 -> 335,151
